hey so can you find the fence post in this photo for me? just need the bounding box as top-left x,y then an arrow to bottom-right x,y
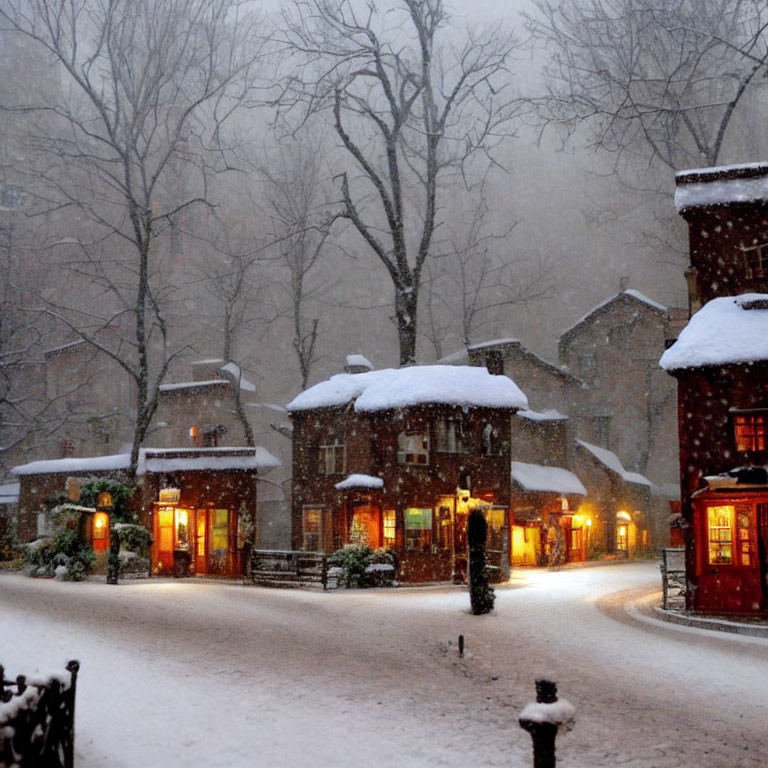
519,680 -> 575,768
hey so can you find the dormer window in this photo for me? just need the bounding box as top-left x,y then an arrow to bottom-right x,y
732,409 -> 767,452
318,437 -> 345,475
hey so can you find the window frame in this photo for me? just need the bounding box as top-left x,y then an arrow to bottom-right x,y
732,409 -> 768,453
318,437 -> 346,475
302,507 -> 326,552
397,431 -> 430,466
435,417 -> 465,454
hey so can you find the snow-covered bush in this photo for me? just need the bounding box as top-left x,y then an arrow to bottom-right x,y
328,546 -> 397,588
114,523 -> 151,576
23,527 -> 95,581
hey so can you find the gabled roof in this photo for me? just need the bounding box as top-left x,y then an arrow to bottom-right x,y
560,290 -> 667,346
12,447 -> 280,476
660,294 -> 768,371
286,365 -> 528,413
576,440 -> 652,487
511,461 -> 586,496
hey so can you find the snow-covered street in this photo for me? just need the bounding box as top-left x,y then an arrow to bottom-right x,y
2,562 -> 767,767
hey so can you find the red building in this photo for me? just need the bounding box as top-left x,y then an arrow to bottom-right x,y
663,161 -> 768,614
287,365 -> 527,583
12,447 -> 280,578
661,295 -> 768,614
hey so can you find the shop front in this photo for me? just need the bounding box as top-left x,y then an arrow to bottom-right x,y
153,497 -> 238,577
691,488 -> 768,614
315,483 -> 509,583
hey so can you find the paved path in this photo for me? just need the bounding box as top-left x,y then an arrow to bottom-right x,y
2,563 -> 767,767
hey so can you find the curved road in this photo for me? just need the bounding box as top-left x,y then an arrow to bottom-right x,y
2,561 -> 766,767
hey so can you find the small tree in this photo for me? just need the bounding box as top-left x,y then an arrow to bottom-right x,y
467,508 -> 495,615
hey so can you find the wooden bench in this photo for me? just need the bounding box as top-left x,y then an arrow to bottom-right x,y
249,550 -> 341,590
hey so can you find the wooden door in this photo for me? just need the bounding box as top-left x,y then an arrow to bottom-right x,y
758,504 -> 768,608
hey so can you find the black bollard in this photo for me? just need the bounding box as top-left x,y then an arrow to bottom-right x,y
458,634 -> 464,657
518,679 -> 575,768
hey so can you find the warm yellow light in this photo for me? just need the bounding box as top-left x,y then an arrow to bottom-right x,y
95,516 -> 105,529
177,509 -> 188,526
586,518 -> 592,527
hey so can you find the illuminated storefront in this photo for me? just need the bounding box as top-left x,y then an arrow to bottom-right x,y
689,484 -> 768,614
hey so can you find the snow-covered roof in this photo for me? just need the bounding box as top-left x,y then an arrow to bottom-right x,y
576,440 -> 652,487
334,474 -> 384,490
159,379 -> 230,392
517,409 -> 569,423
12,447 -> 280,476
511,461 -> 586,496
143,447 -> 280,473
13,454 -> 133,476
286,365 -> 528,413
561,290 -> 667,343
0,481 -> 20,504
660,294 -> 768,371
219,362 -> 257,392
466,338 -> 520,351
675,163 -> 768,211
345,354 -> 373,370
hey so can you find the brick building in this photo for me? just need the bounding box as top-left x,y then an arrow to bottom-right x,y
287,365 -> 527,583
12,446 -> 280,578
661,162 -> 768,615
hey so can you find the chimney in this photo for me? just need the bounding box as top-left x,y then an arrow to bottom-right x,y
344,354 -> 374,375
619,276 -> 629,292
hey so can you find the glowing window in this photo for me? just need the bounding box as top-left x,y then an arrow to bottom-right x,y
211,509 -> 228,554
734,413 -> 767,452
707,505 -> 734,565
404,508 -> 432,551
382,509 -> 396,548
175,509 -> 189,550
303,508 -> 323,551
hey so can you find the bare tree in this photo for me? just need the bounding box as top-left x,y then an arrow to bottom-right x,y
442,206 -> 553,348
0,0 -> 264,477
528,0 -> 768,171
194,216 -> 278,447
258,137 -> 333,390
278,0 -> 520,365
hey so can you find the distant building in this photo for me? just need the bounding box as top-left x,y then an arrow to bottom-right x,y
559,289 -> 679,484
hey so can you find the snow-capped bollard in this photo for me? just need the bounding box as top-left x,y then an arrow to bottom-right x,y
518,680 -> 575,768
